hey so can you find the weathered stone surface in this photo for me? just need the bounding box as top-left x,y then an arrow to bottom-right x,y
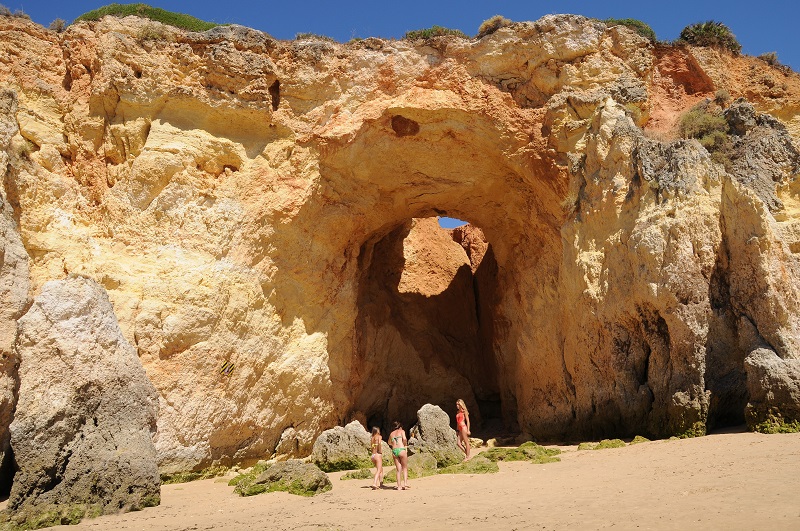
408,404 -> 462,467
744,348 -> 800,426
5,277 -> 159,524
0,88 -> 30,492
310,420 -> 391,471
248,460 -> 331,497
1,12 -> 800,476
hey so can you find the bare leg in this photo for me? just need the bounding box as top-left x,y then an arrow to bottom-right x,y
393,455 -> 402,490
371,454 -> 381,489
400,451 -> 409,489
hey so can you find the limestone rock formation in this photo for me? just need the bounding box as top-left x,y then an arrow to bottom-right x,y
744,349 -> 800,426
0,12 -> 799,483
408,404 -> 462,467
5,277 -> 160,525
0,89 -> 30,493
310,420 -> 391,471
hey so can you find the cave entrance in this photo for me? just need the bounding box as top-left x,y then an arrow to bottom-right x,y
352,216 -> 505,435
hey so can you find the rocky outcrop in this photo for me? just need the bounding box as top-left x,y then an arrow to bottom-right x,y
234,461 -> 332,497
0,88 -> 30,493
408,404 -> 462,467
310,420 -> 391,471
1,12 -> 800,480
5,277 -> 159,526
744,349 -> 800,427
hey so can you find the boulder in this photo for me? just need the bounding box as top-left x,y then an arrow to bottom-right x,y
744,348 -> 800,427
408,404 -> 463,467
310,420 -> 391,472
236,460 -> 331,497
4,277 -> 160,527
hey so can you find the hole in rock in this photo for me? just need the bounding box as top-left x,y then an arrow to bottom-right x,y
0,446 -> 15,498
269,80 -> 281,111
353,217 -> 507,435
438,217 -> 467,229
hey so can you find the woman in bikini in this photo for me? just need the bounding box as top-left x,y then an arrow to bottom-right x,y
456,399 -> 471,459
388,421 -> 409,490
369,427 -> 383,490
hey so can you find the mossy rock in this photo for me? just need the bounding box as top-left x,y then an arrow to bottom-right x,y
751,414 -> 800,434
438,456 -> 498,475
161,465 -> 228,484
0,502 -> 106,530
630,435 -> 650,444
482,442 -> 561,464
315,456 -> 373,473
595,439 -> 626,449
383,453 -> 438,483
678,422 -> 707,439
228,461 -> 270,487
232,460 -> 331,497
578,439 -> 626,450
340,468 -> 373,480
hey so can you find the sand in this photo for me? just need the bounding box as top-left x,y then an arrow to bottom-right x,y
3,429 -> 797,530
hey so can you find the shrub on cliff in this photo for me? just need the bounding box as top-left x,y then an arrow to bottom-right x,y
48,18 -> 67,32
404,25 -> 468,40
75,3 -> 220,32
604,18 -> 656,43
476,15 -> 512,39
0,4 -> 29,19
678,20 -> 741,54
679,103 -> 734,168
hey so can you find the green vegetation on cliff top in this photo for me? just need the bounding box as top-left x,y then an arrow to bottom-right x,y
75,3 -> 220,31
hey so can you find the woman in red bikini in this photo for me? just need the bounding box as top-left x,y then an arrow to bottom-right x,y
388,421 -> 409,490
456,399 -> 471,459
369,427 -> 384,490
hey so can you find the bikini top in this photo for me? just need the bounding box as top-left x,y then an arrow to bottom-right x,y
391,434 -> 404,447
371,440 -> 380,452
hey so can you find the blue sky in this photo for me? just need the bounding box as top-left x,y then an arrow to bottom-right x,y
14,1 -> 799,229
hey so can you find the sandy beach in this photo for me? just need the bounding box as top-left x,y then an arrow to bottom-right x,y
1,429 -> 789,530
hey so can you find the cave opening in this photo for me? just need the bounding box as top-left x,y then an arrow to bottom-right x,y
352,216 -> 507,436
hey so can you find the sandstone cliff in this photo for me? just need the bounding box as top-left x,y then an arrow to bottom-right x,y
1,13 -> 799,479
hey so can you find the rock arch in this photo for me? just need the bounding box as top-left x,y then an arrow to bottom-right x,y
264,102 -> 567,435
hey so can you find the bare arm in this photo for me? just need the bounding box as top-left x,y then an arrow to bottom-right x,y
466,413 -> 471,435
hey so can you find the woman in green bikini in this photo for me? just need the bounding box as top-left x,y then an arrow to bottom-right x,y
389,421 -> 409,490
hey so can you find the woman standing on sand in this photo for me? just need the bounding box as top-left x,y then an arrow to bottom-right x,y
456,399 -> 471,459
370,427 -> 384,490
389,421 -> 409,490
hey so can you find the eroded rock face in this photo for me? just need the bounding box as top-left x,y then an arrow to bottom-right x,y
6,277 -> 159,524
0,89 -> 30,493
1,13 -> 800,474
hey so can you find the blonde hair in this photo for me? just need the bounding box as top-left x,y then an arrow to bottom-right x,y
456,399 -> 469,416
